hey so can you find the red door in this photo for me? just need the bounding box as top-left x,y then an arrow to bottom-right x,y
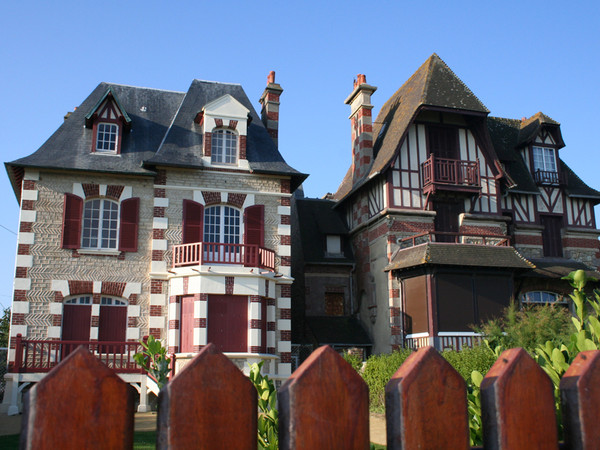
62,304 -> 91,356
180,296 -> 195,353
207,295 -> 247,352
98,304 -> 127,353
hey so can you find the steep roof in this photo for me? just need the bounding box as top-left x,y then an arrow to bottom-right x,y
7,79 -> 307,199
385,243 -> 534,272
294,198 -> 354,264
334,53 -> 489,201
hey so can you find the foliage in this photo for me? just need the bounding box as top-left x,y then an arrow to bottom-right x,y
361,348 -> 413,412
342,350 -> 363,372
248,361 -> 278,450
0,307 -> 10,348
441,344 -> 496,382
133,336 -> 171,389
474,301 -> 574,352
467,370 -> 484,446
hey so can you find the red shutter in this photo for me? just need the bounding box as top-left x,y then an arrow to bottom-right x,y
118,197 -> 139,252
244,205 -> 264,246
61,194 -> 83,249
183,199 -> 204,244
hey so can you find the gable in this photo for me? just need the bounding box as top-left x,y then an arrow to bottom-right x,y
203,94 -> 250,120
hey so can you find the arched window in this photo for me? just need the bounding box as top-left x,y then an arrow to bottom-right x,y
204,205 -> 241,244
81,199 -> 119,249
211,129 -> 237,164
521,291 -> 566,304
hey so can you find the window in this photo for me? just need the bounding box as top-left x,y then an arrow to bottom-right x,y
211,129 -> 237,164
204,206 -> 241,244
96,123 -> 119,153
521,291 -> 566,304
82,199 -> 119,249
326,235 -> 342,256
62,194 -> 139,252
532,146 -> 559,184
65,296 -> 91,305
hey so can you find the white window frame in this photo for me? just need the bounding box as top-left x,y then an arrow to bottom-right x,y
532,146 -> 557,173
96,122 -> 119,153
326,235 -> 342,256
204,205 -> 241,244
65,296 -> 92,305
100,297 -> 127,306
81,199 -> 120,250
211,129 -> 238,165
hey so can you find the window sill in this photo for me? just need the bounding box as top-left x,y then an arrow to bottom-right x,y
77,249 -> 121,256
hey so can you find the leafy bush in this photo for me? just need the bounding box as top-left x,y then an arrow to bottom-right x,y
441,344 -> 496,382
342,350 -> 363,372
133,336 -> 171,389
362,348 -> 413,412
248,361 -> 278,450
474,301 -> 574,352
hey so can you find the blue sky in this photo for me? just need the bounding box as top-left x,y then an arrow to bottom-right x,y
0,1 -> 599,309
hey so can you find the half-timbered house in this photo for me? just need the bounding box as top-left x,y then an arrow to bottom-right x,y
295,54 -> 600,355
2,72 -> 306,413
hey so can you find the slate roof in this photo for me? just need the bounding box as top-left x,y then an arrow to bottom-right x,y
294,198 -> 354,264
6,79 -> 307,200
334,53 -> 489,201
305,316 -> 372,347
385,243 -> 534,272
523,257 -> 600,280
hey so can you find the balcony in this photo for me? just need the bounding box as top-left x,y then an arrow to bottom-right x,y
421,155 -> 480,194
398,231 -> 510,249
172,242 -> 276,271
533,169 -> 567,186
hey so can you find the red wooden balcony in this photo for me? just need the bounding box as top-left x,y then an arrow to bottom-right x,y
533,169 -> 567,186
172,242 -> 276,270
399,231 -> 510,248
421,155 -> 480,194
10,334 -> 143,374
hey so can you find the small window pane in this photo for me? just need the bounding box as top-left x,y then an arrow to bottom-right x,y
96,123 -> 118,153
211,129 -> 237,164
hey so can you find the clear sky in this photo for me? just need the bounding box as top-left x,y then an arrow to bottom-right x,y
0,1 -> 599,310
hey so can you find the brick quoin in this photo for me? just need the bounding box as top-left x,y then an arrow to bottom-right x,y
150,306 -> 162,316
280,180 -> 291,194
281,215 -> 290,225
280,330 -> 291,341
15,267 -> 27,278
168,346 -> 178,354
239,135 -> 247,160
128,317 -> 136,327
280,235 -> 291,245
11,313 -> 25,325
250,346 -> 262,353
250,295 -> 261,303
281,197 -> 290,206
168,320 -> 180,330
149,328 -> 161,339
105,185 -> 124,200
202,191 -> 221,205
153,229 -> 165,239
153,207 -> 165,218
93,294 -> 101,304
155,170 -> 167,185
390,307 -> 401,317
250,319 -> 261,329
280,353 -> 291,363
21,200 -> 34,210
357,108 -> 372,119
54,292 -> 64,303
52,315 -> 62,326
151,280 -> 163,294
17,244 -> 30,255
280,309 -> 291,320
152,250 -> 164,261
19,222 -> 33,232
101,282 -> 126,297
268,298 -> 276,306
204,132 -> 212,157
391,326 -> 402,336
214,119 -> 223,127
154,188 -> 166,198
266,111 -> 279,121
82,184 -> 100,198
68,280 -> 94,296
128,294 -> 138,305
280,285 -> 291,298
225,277 -> 234,295
390,289 -> 400,298
23,180 -> 36,190
169,296 -> 179,304
267,323 -> 276,331
13,290 -> 26,302
91,316 -> 100,327
228,120 -> 238,130
200,294 -> 208,301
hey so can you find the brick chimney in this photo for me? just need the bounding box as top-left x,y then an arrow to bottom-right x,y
345,74 -> 377,184
259,71 -> 283,147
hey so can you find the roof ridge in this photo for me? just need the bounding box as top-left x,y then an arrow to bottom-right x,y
102,82 -> 185,94
192,79 -> 243,87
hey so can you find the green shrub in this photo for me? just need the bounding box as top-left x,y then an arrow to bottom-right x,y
474,301 -> 574,352
342,350 -> 363,372
362,349 -> 413,412
441,344 -> 496,382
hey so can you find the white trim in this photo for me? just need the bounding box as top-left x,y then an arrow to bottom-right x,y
149,316 -> 165,329
13,279 -> 30,290
150,294 -> 167,306
153,218 -> 168,229
154,197 -> 169,207
405,332 -> 429,338
21,190 -> 38,201
437,332 -> 481,337
152,239 -> 167,251
123,282 -> 142,299
156,183 -> 292,196
18,232 -> 34,245
77,249 -> 121,256
20,211 -> 36,223
23,171 -> 39,181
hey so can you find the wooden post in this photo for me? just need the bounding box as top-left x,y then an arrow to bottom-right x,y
385,346 -> 468,449
560,350 -> 600,449
278,345 -> 369,449
13,333 -> 23,373
480,347 -> 558,449
157,343 -> 257,449
20,346 -> 134,449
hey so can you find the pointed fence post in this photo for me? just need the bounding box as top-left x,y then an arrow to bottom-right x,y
157,343 -> 257,449
560,350 -> 600,449
481,348 -> 558,449
385,346 -> 468,449
20,346 -> 134,449
278,345 -> 369,449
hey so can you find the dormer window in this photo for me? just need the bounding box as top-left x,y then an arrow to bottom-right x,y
96,123 -> 119,153
211,129 -> 238,165
532,146 -> 559,184
326,235 -> 343,256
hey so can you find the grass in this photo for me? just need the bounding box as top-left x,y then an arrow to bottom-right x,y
0,431 -> 157,449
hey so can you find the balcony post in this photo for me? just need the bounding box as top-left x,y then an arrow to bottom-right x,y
14,333 -> 23,373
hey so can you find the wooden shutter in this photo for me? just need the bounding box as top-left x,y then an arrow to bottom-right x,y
244,205 -> 264,246
98,303 -> 127,353
207,295 -> 247,352
541,215 -> 563,257
61,194 -> 83,249
118,197 -> 139,252
183,200 -> 204,244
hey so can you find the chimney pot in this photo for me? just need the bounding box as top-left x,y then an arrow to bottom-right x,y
268,71 -> 275,85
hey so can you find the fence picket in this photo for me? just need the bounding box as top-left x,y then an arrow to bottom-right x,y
156,343 -> 257,449
385,346 -> 469,449
480,347 -> 558,449
20,346 -> 134,449
278,345 -> 369,449
560,350 -> 600,449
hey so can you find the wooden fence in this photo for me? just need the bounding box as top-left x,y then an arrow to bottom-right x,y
17,344 -> 600,449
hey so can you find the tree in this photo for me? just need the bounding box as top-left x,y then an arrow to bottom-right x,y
0,307 -> 10,348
